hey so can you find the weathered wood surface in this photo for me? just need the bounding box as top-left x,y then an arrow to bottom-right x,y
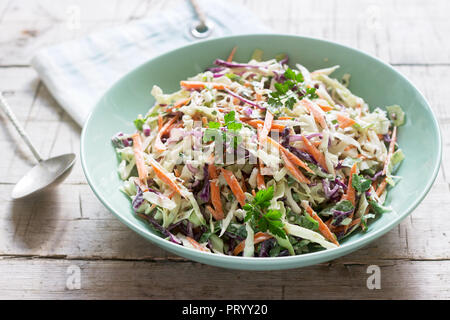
0,0 -> 449,299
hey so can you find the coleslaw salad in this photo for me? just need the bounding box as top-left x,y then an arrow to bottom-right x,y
111,48 -> 405,257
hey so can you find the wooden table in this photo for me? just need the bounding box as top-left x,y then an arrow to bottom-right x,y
0,0 -> 449,299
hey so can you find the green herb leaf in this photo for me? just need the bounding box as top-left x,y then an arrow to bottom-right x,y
369,200 -> 392,215
203,128 -> 222,143
253,186 -> 274,209
299,214 -> 319,231
285,97 -> 296,110
319,200 -> 354,217
208,121 -> 221,129
225,73 -> 244,84
244,186 -> 286,239
352,174 -> 372,193
134,117 -> 146,131
284,68 -> 296,81
295,72 -> 304,83
268,67 -> 316,110
386,105 -> 405,127
305,87 -> 319,99
224,111 -> 236,124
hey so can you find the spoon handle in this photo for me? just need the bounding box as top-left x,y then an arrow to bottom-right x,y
0,93 -> 43,163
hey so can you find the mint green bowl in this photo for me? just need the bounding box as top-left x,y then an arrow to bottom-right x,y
81,34 -> 441,270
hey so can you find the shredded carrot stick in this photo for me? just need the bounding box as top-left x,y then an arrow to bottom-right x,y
131,133 -> 148,183
277,116 -> 293,120
382,126 -> 397,175
304,203 -> 339,246
336,113 -> 356,128
173,168 -> 180,177
233,232 -> 273,256
208,164 -> 224,220
174,97 -> 191,108
256,170 -> 266,190
167,190 -> 177,199
201,116 -> 208,126
154,114 -> 180,152
266,136 -> 314,174
301,135 -> 328,172
281,152 -> 311,184
376,178 -> 388,197
344,145 -> 356,151
206,204 -> 223,222
227,46 -> 237,62
348,218 -> 361,229
146,156 -> 182,195
166,97 -> 191,113
241,179 -> 247,193
186,236 -> 210,252
357,154 -> 367,160
205,204 -> 216,216
241,118 -> 285,131
251,189 -> 256,197
180,81 -> 229,91
300,99 -> 327,129
341,162 -> 358,206
317,103 -> 333,112
158,115 -> 163,131
259,111 -> 273,144
221,168 -> 246,207
255,92 -> 263,101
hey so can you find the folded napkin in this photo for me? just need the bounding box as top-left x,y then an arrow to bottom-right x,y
31,0 -> 269,126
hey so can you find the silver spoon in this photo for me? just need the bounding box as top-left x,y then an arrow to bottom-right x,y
0,93 -> 76,199
189,0 -> 214,39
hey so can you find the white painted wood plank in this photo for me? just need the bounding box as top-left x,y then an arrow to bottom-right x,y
0,0 -> 449,65
0,258 -> 448,299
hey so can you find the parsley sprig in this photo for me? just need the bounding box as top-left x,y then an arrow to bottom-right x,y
268,68 -> 319,111
243,186 -> 287,239
203,111 -> 242,148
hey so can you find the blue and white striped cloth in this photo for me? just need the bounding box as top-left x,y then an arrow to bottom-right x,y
31,0 -> 269,126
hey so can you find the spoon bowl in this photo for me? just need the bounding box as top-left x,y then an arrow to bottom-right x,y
11,153 -> 76,199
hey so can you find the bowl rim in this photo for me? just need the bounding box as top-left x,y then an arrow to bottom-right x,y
81,33 -> 442,269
